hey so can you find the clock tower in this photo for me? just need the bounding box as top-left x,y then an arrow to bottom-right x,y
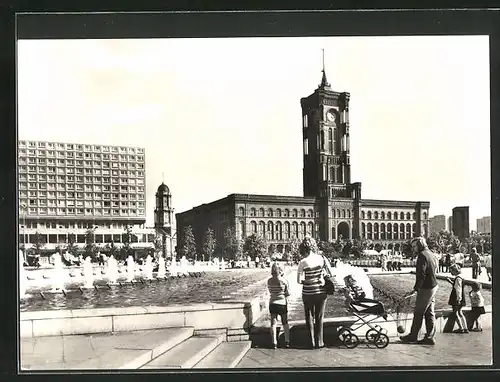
300,56 -> 362,241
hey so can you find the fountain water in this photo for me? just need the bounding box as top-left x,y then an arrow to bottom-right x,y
106,255 -> 119,284
19,249 -> 27,299
213,257 -> 220,271
144,254 -> 154,280
220,258 -> 226,270
180,255 -> 189,275
157,256 -> 166,278
82,256 -> 94,289
51,252 -> 66,292
126,255 -> 135,282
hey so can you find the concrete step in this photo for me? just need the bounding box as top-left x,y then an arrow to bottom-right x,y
140,335 -> 224,369
193,341 -> 251,369
59,327 -> 194,370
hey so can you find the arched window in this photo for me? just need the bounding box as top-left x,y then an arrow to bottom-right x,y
393,223 -> 399,239
387,212 -> 392,220
307,209 -> 314,218
374,223 -> 379,240
300,222 -> 306,239
337,209 -> 341,217
267,208 -> 273,217
380,223 -> 386,240
406,223 -> 411,239
387,223 -> 392,240
250,208 -> 256,217
374,211 -> 379,219
406,212 -> 411,220
239,207 -> 245,216
361,211 -> 365,219
361,223 -> 366,239
400,223 -> 405,238
300,209 -> 306,218
412,223 -> 416,237
250,221 -> 257,233
347,210 -> 351,219
292,209 -> 298,218
332,227 -> 336,240
367,223 -> 373,240
328,128 -> 333,152
259,208 -> 265,217
284,209 -> 290,217
258,221 -> 265,236
423,212 -> 428,220
276,222 -> 282,240
267,221 -> 274,240
292,222 -> 299,238
400,212 -> 404,220
412,212 -> 416,220
276,208 -> 282,217
333,209 -> 337,218
367,211 -> 372,220
307,222 -> 314,235
393,212 -> 398,220
284,221 -> 290,240
381,211 -> 385,220
342,209 -> 346,218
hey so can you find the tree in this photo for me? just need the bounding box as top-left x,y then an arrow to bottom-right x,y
84,229 -> 98,260
30,231 -> 46,256
351,238 -> 368,258
223,227 -> 243,261
153,232 -> 164,258
121,226 -> 134,260
289,237 -> 302,263
65,232 -> 79,258
179,225 -> 197,260
243,234 -> 267,260
202,227 -> 217,261
317,240 -> 337,260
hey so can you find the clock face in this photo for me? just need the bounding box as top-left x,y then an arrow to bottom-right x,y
326,110 -> 336,122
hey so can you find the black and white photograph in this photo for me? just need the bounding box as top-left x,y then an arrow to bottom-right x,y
16,16 -> 492,370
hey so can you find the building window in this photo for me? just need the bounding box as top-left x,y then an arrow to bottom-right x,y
250,208 -> 256,217
406,212 -> 411,220
276,208 -> 282,217
374,211 -> 379,219
333,209 -> 337,218
284,221 -> 290,239
239,207 -> 245,216
267,208 -> 273,217
367,211 -> 372,220
400,212 -> 404,220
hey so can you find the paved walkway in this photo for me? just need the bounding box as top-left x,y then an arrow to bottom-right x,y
236,329 -> 492,368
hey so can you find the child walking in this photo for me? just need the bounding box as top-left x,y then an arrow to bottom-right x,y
447,264 -> 469,333
267,262 -> 291,348
468,282 -> 485,332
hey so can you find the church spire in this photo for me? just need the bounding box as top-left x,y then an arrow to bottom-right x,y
320,48 -> 330,88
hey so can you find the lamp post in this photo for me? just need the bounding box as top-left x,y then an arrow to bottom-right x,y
20,202 -> 27,263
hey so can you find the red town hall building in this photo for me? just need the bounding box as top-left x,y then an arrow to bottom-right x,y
176,69 -> 430,255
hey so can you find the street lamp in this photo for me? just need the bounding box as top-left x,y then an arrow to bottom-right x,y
20,202 -> 27,263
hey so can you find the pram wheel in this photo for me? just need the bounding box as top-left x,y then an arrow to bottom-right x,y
337,327 -> 352,342
365,329 -> 379,342
373,333 -> 389,349
342,333 -> 359,349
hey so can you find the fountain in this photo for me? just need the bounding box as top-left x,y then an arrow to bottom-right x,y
106,255 -> 119,285
220,258 -> 226,270
82,256 -> 94,289
180,255 -> 189,276
144,254 -> 154,280
157,256 -> 166,278
213,257 -> 219,271
19,249 -> 27,299
126,255 -> 135,282
50,252 -> 66,292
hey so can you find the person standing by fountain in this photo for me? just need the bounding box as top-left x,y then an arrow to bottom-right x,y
400,237 -> 438,345
267,262 -> 290,349
296,236 -> 333,349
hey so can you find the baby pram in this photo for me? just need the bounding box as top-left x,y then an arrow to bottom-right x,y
337,293 -> 415,349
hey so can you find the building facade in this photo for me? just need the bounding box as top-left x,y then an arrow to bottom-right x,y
18,140 -> 156,252
429,215 -> 447,234
176,69 -> 430,256
452,206 -> 470,241
477,216 -> 491,234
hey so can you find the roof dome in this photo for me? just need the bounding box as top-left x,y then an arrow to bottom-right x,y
157,182 -> 170,194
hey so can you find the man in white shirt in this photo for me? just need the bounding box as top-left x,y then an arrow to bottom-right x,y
454,251 -> 464,268
483,253 -> 492,281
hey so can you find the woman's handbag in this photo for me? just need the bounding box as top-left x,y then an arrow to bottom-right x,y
322,255 -> 335,295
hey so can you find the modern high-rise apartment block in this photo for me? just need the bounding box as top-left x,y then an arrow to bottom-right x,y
18,140 -> 155,252
429,215 -> 447,234
477,216 -> 491,234
452,206 -> 470,241
448,216 -> 453,233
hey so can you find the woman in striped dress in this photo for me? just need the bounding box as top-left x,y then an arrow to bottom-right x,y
296,236 -> 333,349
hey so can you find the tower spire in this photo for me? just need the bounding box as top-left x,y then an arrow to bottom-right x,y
320,48 -> 330,88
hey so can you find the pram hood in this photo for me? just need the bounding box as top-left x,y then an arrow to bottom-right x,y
333,261 -> 374,299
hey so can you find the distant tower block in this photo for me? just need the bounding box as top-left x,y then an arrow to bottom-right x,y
154,182 -> 174,257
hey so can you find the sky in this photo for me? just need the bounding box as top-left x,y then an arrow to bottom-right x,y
17,36 -> 491,231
